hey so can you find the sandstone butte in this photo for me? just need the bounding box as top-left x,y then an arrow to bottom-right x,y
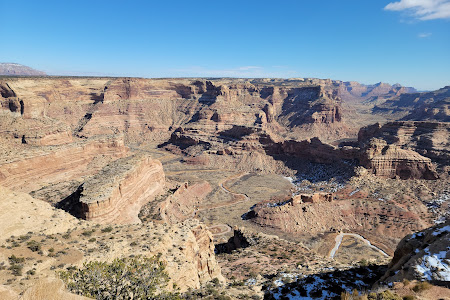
78,154 -> 165,224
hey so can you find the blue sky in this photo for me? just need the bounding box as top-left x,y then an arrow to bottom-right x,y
0,0 -> 449,90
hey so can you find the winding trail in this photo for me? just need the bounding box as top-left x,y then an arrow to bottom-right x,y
329,233 -> 389,259
219,172 -> 250,201
203,172 -> 250,237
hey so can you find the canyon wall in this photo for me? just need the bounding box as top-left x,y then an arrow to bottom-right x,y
359,121 -> 450,164
0,138 -> 128,193
359,138 -> 439,180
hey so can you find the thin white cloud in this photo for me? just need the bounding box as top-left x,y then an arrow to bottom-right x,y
418,32 -> 432,37
385,0 -> 450,20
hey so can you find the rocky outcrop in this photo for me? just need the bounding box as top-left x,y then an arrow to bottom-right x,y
378,221 -> 450,285
189,221 -> 225,284
215,227 -> 260,253
292,192 -> 333,204
359,121 -> 450,164
359,138 -> 439,180
274,86 -> 343,126
248,190 -> 431,253
77,154 -> 165,224
267,137 -> 357,163
159,181 -> 212,224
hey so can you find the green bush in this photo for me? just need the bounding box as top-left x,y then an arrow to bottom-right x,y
59,255 -> 180,299
27,240 -> 41,252
8,255 -> 25,264
9,264 -> 23,276
81,230 -> 94,237
101,226 -> 113,233
412,281 -> 432,292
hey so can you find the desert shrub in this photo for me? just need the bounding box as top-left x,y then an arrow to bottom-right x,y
18,234 -> 31,241
59,255 -> 179,299
412,281 -> 432,292
359,259 -> 369,267
9,264 -> 23,276
377,290 -> 402,300
101,226 -> 113,233
403,296 -> 416,300
26,268 -> 36,275
27,240 -> 41,252
81,230 -> 94,237
9,255 -> 25,264
8,255 -> 24,276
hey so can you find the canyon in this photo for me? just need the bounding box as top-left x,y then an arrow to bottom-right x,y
0,75 -> 448,299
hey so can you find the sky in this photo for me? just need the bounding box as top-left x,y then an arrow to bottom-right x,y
0,0 -> 449,90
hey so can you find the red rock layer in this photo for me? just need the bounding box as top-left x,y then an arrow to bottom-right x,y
0,138 -> 128,193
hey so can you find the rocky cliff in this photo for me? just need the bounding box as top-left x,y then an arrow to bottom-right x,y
378,221 -> 450,285
373,86 -> 450,122
0,137 -> 129,193
337,81 -> 416,103
359,121 -> 450,164
77,154 -> 165,224
359,138 -> 439,179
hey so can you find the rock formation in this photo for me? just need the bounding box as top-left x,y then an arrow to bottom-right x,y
359,138 -> 439,180
0,137 -> 128,194
336,81 -> 416,103
374,86 -> 450,122
292,192 -> 334,204
359,121 -> 450,164
378,221 -> 450,285
77,154 -> 165,224
159,181 -> 212,224
248,189 -> 431,253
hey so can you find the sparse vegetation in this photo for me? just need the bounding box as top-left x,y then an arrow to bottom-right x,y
101,226 -> 113,233
27,240 -> 42,252
411,281 -> 432,293
59,255 -> 180,299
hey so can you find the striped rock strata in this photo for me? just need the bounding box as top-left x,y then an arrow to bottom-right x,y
78,154 -> 165,224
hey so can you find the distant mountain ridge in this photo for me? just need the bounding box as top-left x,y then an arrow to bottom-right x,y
0,63 -> 46,76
